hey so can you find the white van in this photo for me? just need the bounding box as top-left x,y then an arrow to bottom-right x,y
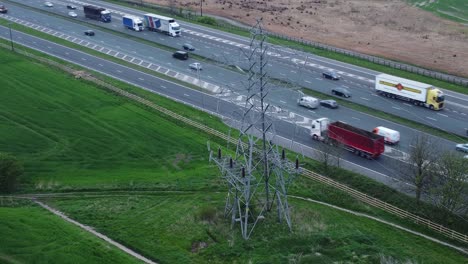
372,126 -> 400,145
297,96 -> 319,109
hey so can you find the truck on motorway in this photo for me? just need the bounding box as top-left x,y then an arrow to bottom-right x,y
375,74 -> 445,110
143,13 -> 181,37
83,5 -> 111,23
123,15 -> 143,31
310,118 -> 385,159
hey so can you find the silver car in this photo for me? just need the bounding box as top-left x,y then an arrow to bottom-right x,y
189,62 -> 202,71
44,2 -> 53,7
68,11 -> 77,18
455,143 -> 468,153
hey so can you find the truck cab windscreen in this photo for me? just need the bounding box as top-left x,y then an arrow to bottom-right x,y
171,25 -> 180,31
436,95 -> 445,103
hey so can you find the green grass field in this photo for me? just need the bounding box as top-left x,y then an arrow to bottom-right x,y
46,194 -> 467,264
408,0 -> 468,23
0,200 -> 140,264
0,49 -> 220,192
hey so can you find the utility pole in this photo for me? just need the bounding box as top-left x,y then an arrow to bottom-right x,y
200,0 -> 203,17
8,23 -> 14,52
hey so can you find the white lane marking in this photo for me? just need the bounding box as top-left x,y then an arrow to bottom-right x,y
305,80 -> 312,84
437,113 -> 448,117
352,117 -> 360,120
426,117 -> 437,121
360,97 -> 369,101
161,85 -> 167,89
98,64 -> 103,67
279,100 -> 287,104
138,78 -> 144,81
403,103 -> 413,107
392,107 -> 402,110
117,70 -> 122,73
81,58 -> 86,61
184,93 -> 190,97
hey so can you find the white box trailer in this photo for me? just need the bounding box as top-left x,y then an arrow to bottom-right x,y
143,13 -> 181,37
375,74 -> 445,110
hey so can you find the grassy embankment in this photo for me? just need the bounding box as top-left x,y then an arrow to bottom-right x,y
0,43 -> 467,262
0,199 -> 141,264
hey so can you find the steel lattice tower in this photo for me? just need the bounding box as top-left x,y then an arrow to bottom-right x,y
209,19 -> 300,239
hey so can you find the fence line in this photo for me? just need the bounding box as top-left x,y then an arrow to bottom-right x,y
120,0 -> 468,87
2,43 -> 466,244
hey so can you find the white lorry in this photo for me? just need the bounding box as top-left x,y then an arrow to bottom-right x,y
143,13 -> 181,37
123,15 -> 143,31
375,74 -> 445,110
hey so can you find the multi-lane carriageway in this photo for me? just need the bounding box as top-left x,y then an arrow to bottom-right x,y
0,0 -> 467,191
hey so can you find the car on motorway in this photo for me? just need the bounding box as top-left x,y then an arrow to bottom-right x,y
322,71 -> 340,80
44,2 -> 53,7
172,51 -> 188,60
455,143 -> 468,153
189,62 -> 202,71
183,43 -> 195,51
68,11 -> 78,18
67,4 -> 77,9
0,5 -> 8,14
297,96 -> 319,109
320,99 -> 338,109
84,30 -> 95,36
332,87 -> 352,98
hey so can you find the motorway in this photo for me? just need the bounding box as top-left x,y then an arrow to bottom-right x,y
0,1 -> 466,190
8,0 -> 468,138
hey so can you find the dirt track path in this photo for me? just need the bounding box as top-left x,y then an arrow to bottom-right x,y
33,199 -> 158,264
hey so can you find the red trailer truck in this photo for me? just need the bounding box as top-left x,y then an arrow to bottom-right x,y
310,118 -> 385,159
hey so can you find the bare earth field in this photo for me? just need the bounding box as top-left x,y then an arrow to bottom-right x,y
145,0 -> 468,77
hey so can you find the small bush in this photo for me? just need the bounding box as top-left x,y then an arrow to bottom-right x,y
198,206 -> 217,223
196,16 -> 218,26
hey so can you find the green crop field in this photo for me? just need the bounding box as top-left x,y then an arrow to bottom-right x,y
0,200 -> 140,264
46,194 -> 467,264
408,0 -> 468,23
0,50 -> 220,192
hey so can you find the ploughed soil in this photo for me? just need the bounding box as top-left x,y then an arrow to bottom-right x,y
144,0 -> 468,77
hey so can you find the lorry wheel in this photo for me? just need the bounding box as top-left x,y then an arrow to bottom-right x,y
355,150 -> 360,156
413,101 -> 419,106
429,105 -> 434,110
312,134 -> 318,140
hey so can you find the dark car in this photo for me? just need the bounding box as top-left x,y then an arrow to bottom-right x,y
67,4 -> 77,9
183,43 -> 195,51
320,99 -> 338,109
172,51 -> 189,60
84,30 -> 95,36
0,5 -> 8,14
332,87 -> 352,98
322,71 -> 340,80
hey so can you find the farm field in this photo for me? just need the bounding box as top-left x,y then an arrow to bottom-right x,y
0,200 -> 140,264
0,49 -> 219,192
408,0 -> 468,23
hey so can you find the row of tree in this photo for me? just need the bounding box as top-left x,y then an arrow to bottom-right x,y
0,153 -> 23,193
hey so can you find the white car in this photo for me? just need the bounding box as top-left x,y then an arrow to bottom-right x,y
297,96 -> 319,109
189,62 -> 202,71
68,11 -> 77,18
44,2 -> 53,7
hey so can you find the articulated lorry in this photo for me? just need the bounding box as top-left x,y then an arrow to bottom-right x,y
143,13 -> 181,37
123,15 -> 143,31
310,118 -> 385,159
375,74 -> 445,110
83,5 -> 111,23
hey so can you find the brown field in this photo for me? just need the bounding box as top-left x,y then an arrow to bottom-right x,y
145,0 -> 468,77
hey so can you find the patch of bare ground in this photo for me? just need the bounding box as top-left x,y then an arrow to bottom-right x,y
145,0 -> 468,77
